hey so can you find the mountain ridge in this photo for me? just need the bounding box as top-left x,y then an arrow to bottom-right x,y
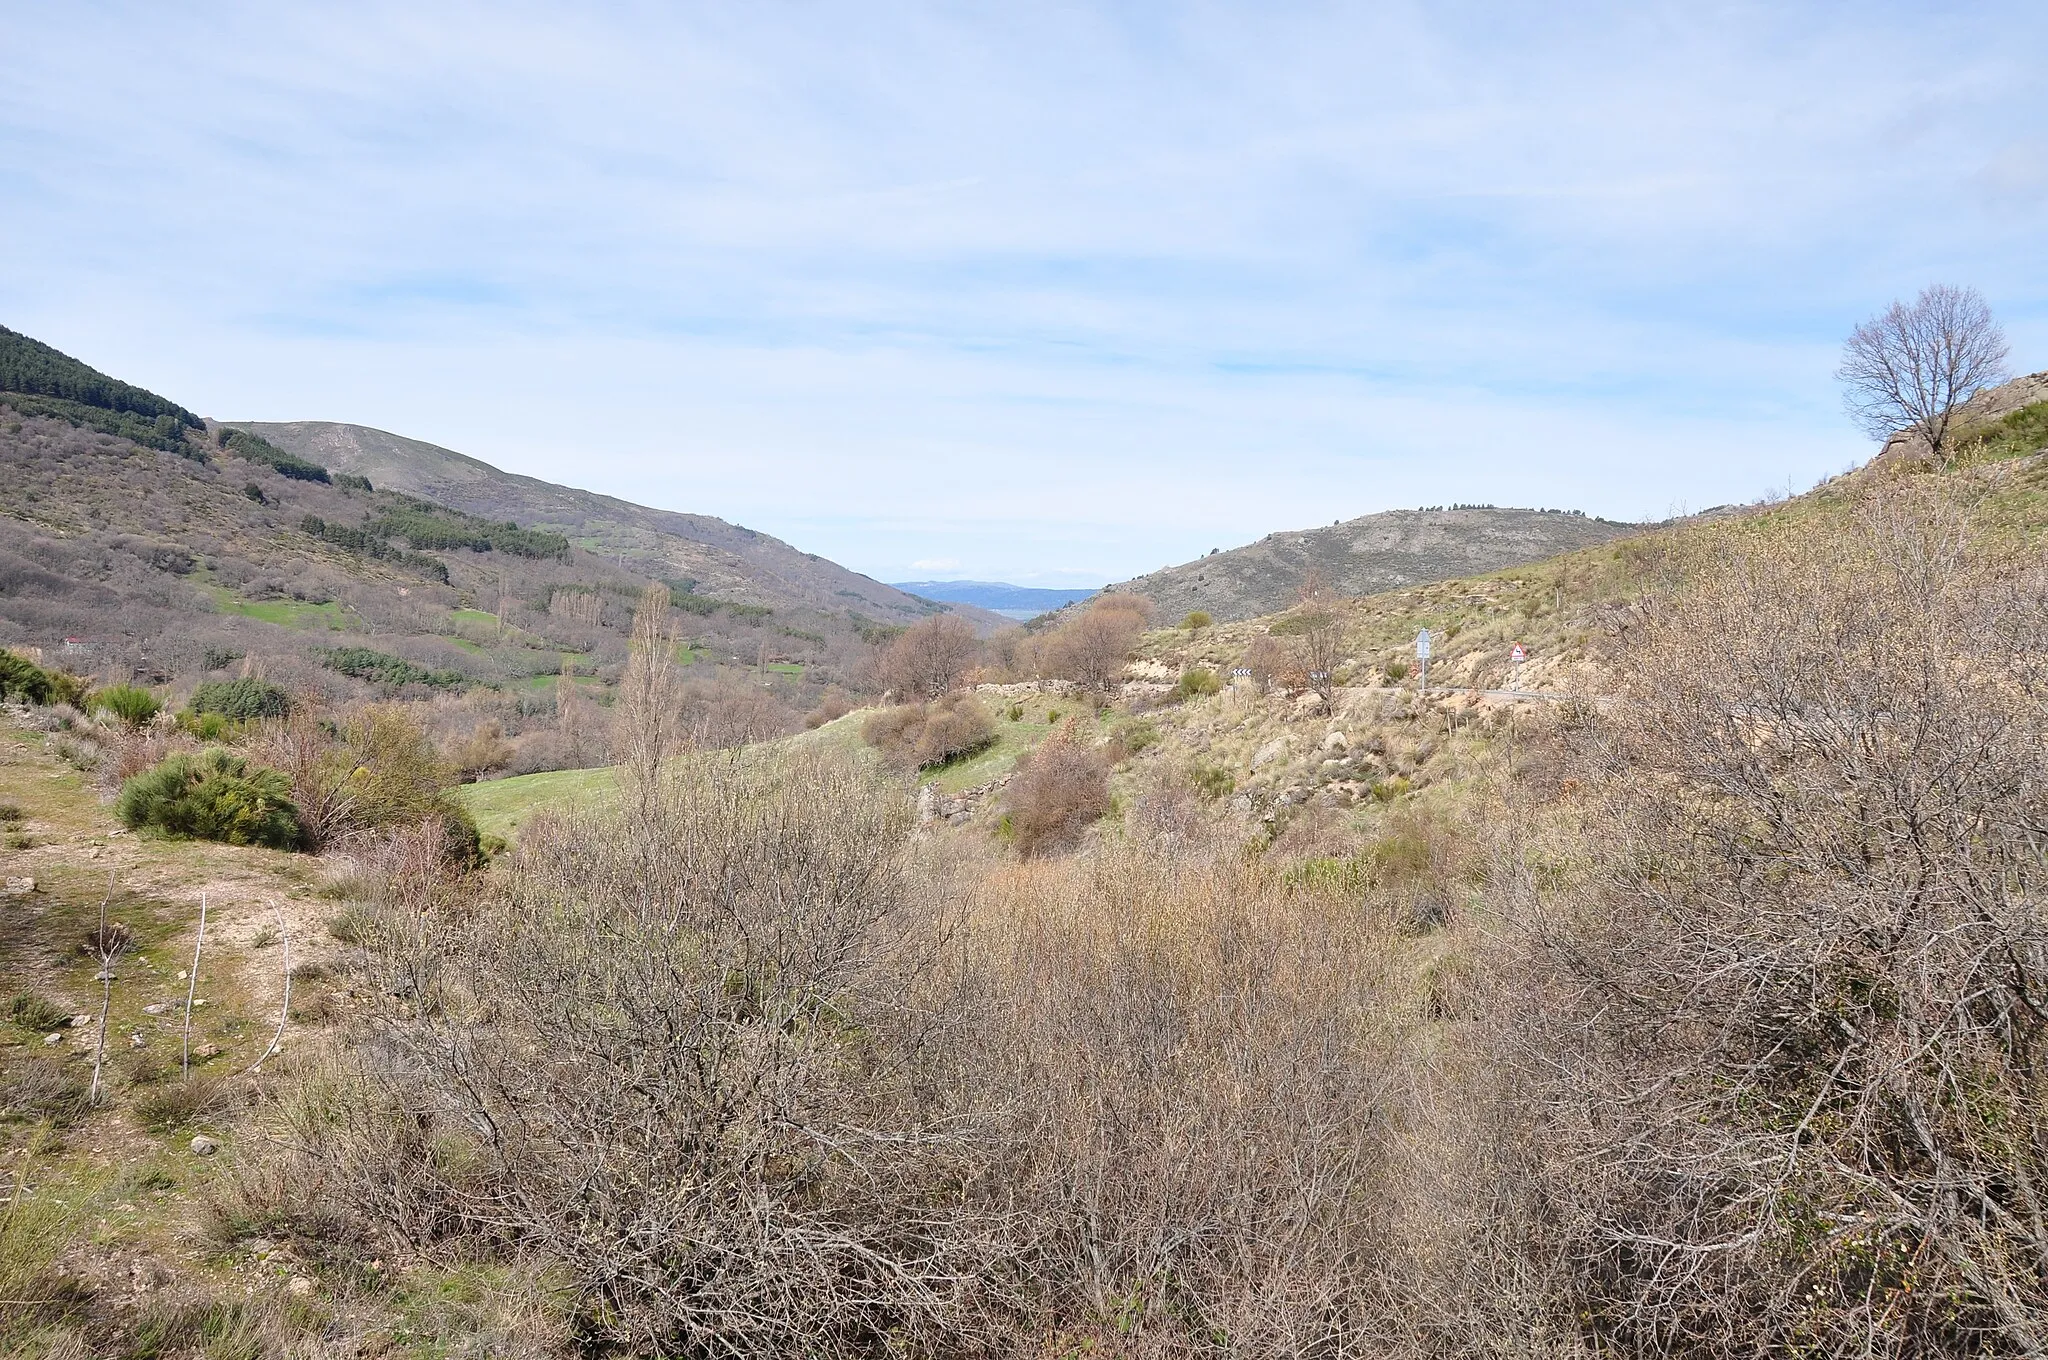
236,421 -> 1005,630
1109,505 -> 1641,623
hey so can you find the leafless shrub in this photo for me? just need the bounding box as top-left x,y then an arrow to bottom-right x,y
298,750 -> 1005,1355
1002,724 -> 1110,857
444,720 -> 514,781
937,842 -> 1406,1352
803,685 -> 855,729
1499,487 -> 2048,1354
862,692 -> 995,770
679,674 -> 798,749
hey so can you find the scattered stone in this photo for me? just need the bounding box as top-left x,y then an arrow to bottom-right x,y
192,1043 -> 222,1060
1322,730 -> 1349,752
1251,736 -> 1291,770
3,877 -> 33,895
68,1014 -> 91,1028
191,998 -> 208,1008
129,1032 -> 146,1048
142,1003 -> 170,1016
287,1276 -> 315,1299
85,846 -> 101,860
175,970 -> 187,981
42,1032 -> 61,1046
189,1135 -> 219,1156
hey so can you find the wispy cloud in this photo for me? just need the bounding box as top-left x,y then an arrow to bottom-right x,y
2,2 -> 2044,582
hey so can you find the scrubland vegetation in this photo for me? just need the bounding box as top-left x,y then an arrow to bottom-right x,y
8,451 -> 2043,1355
6,306 -> 2048,1353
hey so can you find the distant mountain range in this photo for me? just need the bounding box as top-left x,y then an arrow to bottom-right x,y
891,579 -> 1100,621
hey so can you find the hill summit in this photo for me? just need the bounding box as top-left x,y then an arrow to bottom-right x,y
1111,505 -> 1638,623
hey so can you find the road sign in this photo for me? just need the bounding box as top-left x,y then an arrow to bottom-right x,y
1415,628 -> 1432,660
1510,643 -> 1527,664
1309,670 -> 1330,682
1230,667 -> 1252,678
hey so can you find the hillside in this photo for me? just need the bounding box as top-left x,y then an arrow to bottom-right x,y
0,325 -> 1032,771
239,421 -> 1006,632
1110,505 -> 1638,622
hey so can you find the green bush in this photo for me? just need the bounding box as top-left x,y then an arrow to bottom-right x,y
88,683 -> 161,726
0,651 -> 88,707
115,749 -> 304,850
182,712 -> 230,741
1171,667 -> 1222,702
322,646 -> 464,690
191,677 -> 292,720
1181,611 -> 1213,631
7,991 -> 68,1032
1190,763 -> 1235,800
1383,660 -> 1410,682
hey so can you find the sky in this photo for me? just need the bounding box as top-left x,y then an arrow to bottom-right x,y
5,3 -> 2046,587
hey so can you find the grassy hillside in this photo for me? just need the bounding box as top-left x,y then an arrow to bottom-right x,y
1111,504 -> 1639,623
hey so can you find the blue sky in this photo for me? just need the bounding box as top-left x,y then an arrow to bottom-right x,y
5,3 -> 2046,586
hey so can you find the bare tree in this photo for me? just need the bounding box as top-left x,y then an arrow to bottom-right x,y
1289,570 -> 1346,710
1838,284 -> 2010,462
877,614 -> 979,702
615,583 -> 684,804
1041,596 -> 1150,695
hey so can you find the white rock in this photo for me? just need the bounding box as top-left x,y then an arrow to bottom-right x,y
287,1276 -> 315,1299
189,1135 -> 220,1156
42,1032 -> 61,1046
1322,731 -> 1348,752
1251,737 -> 1291,770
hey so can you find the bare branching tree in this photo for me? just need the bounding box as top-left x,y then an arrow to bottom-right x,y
616,583 -> 684,809
1041,595 -> 1150,695
1291,570 -> 1346,710
877,613 -> 979,702
1839,284 -> 2010,462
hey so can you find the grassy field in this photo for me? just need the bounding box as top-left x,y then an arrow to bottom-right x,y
454,766 -> 618,841
210,588 -> 350,631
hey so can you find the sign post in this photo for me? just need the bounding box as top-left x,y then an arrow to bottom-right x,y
1415,628 -> 1432,699
1509,642 -> 1527,692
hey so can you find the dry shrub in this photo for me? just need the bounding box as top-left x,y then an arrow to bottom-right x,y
99,713 -> 195,786
1489,488 -> 2048,1355
131,1075 -> 234,1132
804,685 -> 855,729
0,1062 -> 92,1128
444,720 -> 514,781
289,751 -> 1003,1355
940,842 -> 1409,1351
862,692 -> 994,770
679,675 -> 797,749
1002,725 -> 1109,857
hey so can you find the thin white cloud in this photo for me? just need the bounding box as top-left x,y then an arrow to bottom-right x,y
2,2 -> 2044,582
